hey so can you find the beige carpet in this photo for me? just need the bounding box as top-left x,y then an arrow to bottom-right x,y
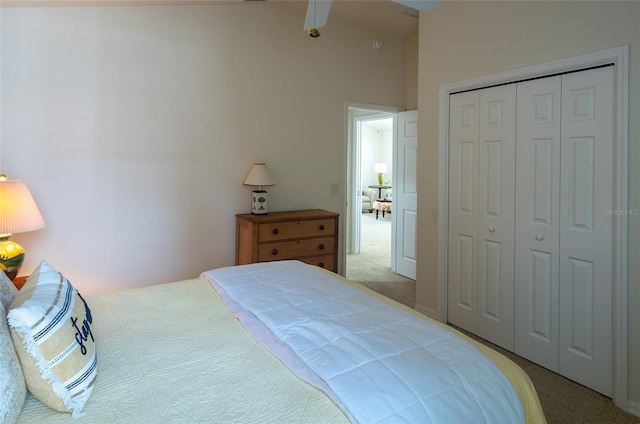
346,213 -> 639,424
455,326 -> 639,424
346,212 -> 415,308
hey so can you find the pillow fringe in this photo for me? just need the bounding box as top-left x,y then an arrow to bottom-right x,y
7,312 -> 81,414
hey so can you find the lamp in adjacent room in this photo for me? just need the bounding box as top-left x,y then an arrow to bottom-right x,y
0,175 -> 46,280
243,163 -> 276,215
374,163 -> 388,186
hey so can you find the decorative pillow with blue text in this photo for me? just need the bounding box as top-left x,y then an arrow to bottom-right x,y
8,261 -> 97,416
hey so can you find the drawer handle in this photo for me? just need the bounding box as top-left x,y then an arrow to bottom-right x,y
272,228 -> 279,235
319,244 -> 325,250
535,234 -> 544,241
271,249 -> 278,256
318,262 -> 325,268
488,227 -> 495,233
319,224 -> 325,230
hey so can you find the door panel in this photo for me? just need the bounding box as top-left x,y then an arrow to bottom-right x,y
395,110 -> 418,279
455,234 -> 475,310
514,75 -> 561,371
530,250 -> 553,342
477,85 -> 516,350
532,139 -> 554,224
448,91 -> 479,332
559,66 -> 613,396
480,239 -> 501,318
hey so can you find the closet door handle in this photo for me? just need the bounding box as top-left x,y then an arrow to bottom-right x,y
535,234 -> 544,241
488,227 -> 495,233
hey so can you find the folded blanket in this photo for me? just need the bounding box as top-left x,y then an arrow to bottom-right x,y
202,261 -> 524,424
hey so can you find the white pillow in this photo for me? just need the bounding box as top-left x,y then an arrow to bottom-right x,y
0,302 -> 27,424
0,271 -> 17,308
8,261 -> 97,416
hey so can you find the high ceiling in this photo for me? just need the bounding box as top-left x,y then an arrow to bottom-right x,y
274,0 -> 420,37
0,0 -> 422,37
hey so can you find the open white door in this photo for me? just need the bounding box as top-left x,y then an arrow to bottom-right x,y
394,110 -> 418,280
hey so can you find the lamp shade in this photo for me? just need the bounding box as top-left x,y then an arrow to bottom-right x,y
0,177 -> 46,235
374,163 -> 388,174
0,176 -> 46,280
243,163 -> 276,187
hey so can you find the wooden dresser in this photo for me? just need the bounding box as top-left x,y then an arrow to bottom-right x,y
236,209 -> 339,273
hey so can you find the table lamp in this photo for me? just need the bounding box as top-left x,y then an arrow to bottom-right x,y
374,163 -> 388,186
0,175 -> 46,280
243,163 -> 276,215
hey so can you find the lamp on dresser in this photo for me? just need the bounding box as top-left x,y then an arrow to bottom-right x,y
243,163 -> 276,215
0,174 -> 46,280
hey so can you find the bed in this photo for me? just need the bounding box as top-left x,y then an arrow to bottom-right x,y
3,260 -> 546,423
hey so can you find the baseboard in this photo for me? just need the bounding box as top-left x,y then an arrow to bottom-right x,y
414,303 -> 437,319
628,400 -> 640,418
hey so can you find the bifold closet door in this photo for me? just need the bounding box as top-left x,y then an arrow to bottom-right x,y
477,85 -> 516,350
448,91 -> 480,333
558,66 -> 613,396
514,76 -> 562,371
515,67 -> 613,396
448,85 -> 516,350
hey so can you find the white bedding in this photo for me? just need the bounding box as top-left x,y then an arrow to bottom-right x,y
202,261 -> 525,423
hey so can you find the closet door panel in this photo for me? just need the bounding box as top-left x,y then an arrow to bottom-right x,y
514,76 -> 561,371
448,91 -> 479,332
559,66 -> 613,396
477,85 -> 516,350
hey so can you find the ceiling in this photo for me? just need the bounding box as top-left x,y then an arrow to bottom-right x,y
1,0 -> 421,37
364,117 -> 394,132
273,0 -> 420,37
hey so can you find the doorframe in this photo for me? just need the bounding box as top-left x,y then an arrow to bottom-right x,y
352,112 -> 396,254
343,102 -> 401,264
436,46 -> 629,409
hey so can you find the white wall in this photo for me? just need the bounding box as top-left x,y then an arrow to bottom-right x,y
0,4 -> 407,294
361,124 -> 392,189
416,0 -> 640,411
405,33 -> 418,110
361,124 -> 379,187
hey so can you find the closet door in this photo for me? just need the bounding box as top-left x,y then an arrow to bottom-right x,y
559,66 -> 613,396
448,91 -> 479,333
515,67 -> 614,395
448,85 -> 516,349
514,76 -> 562,371
477,85 -> 516,350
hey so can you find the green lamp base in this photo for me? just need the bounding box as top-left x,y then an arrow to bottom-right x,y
377,173 -> 384,185
0,235 -> 26,281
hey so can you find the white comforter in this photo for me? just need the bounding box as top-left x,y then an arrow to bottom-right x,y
202,261 -> 525,424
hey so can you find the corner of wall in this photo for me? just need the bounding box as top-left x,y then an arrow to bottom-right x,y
414,303 -> 438,320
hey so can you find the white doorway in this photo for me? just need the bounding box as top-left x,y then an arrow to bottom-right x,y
351,111 -> 395,258
344,104 -> 416,283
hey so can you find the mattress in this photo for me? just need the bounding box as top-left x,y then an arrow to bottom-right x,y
15,264 -> 545,423
16,278 -> 349,423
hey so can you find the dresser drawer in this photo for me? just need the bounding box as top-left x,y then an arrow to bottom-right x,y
257,236 -> 336,261
299,255 -> 335,271
258,219 -> 336,242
